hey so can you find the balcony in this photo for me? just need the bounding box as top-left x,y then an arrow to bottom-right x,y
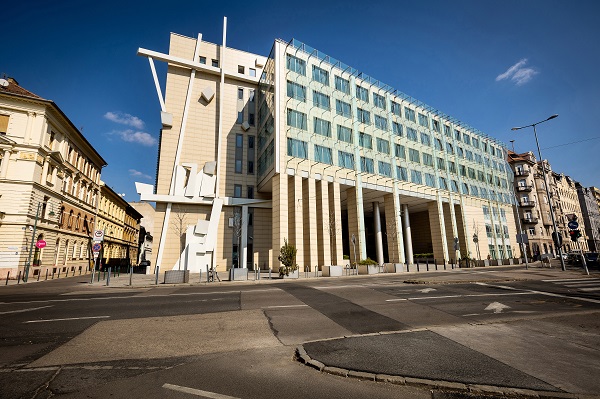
522,217 -> 539,224
515,169 -> 530,177
520,200 -> 536,208
516,185 -> 533,192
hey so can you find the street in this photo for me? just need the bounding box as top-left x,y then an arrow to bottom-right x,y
0,264 -> 599,399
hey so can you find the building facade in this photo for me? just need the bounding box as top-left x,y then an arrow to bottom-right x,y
136,27 -> 519,274
97,182 -> 142,268
0,77 -> 107,279
551,173 -> 588,253
575,183 -> 599,252
507,151 -> 557,259
129,201 -> 155,268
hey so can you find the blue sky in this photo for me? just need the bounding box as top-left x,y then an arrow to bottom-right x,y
4,0 -> 600,200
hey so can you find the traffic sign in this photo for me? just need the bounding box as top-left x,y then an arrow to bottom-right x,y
92,242 -> 102,253
35,240 -> 47,249
568,221 -> 579,230
93,230 -> 104,241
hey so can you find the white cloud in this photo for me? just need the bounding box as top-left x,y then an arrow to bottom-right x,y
129,169 -> 152,180
496,59 -> 538,86
111,129 -> 157,146
104,111 -> 145,129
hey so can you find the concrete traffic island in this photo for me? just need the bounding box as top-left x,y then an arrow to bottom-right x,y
295,330 -> 589,399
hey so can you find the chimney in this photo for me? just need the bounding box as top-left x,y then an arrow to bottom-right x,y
7,77 -> 18,86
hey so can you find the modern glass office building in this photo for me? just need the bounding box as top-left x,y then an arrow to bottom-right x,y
136,24 -> 518,274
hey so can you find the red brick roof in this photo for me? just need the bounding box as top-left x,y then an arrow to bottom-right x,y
0,77 -> 43,99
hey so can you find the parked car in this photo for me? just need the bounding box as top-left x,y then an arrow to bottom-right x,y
585,252 -> 599,265
566,252 -> 582,265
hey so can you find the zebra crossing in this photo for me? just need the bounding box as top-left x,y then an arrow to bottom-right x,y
542,278 -> 600,292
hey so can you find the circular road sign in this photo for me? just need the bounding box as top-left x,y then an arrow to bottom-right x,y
92,242 -> 102,253
35,240 -> 47,249
568,221 -> 579,230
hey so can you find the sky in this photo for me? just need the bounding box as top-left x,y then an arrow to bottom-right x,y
4,0 -> 600,200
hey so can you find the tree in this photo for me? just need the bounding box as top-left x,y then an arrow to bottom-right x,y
277,238 -> 298,277
170,205 -> 188,271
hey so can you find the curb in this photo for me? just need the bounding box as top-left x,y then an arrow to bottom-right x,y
294,346 -> 598,399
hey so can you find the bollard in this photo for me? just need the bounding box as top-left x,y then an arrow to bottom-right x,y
5,271 -> 9,285
426,259 -> 429,271
406,263 -> 409,272
416,260 -> 420,272
106,267 -> 111,286
52,271 -> 55,279
434,259 -> 438,271
199,270 -> 202,283
129,265 -> 133,286
38,271 -> 41,281
45,269 -> 49,280
57,270 -> 61,279
17,271 -> 21,284
269,268 -> 272,280
155,266 -> 159,285
72,269 -> 75,277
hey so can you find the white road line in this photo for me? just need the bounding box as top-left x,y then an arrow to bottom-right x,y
481,282 -> 600,304
385,292 -> 535,302
564,282 -> 600,287
580,287 -> 600,292
0,305 -> 52,315
542,278 -> 600,283
1,288 -> 280,305
163,383 -> 240,399
262,304 -> 309,309
23,315 -> 110,324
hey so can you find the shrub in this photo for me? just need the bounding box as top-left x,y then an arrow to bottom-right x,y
277,238 -> 298,277
358,257 -> 378,265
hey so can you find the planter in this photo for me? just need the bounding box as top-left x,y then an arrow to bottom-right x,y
164,270 -> 189,284
322,265 -> 343,277
281,269 -> 299,279
384,263 -> 404,273
358,264 -> 379,275
229,268 -> 248,281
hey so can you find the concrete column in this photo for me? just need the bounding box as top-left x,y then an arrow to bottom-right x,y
24,112 -> 34,143
403,204 -> 414,265
373,202 -> 384,265
429,193 -> 449,264
0,150 -> 10,178
289,175 -> 304,267
303,178 -> 318,269
316,179 -> 331,267
347,187 -> 366,264
271,173 -> 288,271
329,182 -> 343,265
240,205 -> 248,269
384,194 -> 404,264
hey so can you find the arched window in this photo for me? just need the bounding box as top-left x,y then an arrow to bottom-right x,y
67,210 -> 74,228
58,206 -> 65,225
75,213 -> 81,230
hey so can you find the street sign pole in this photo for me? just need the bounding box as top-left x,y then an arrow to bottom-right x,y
24,203 -> 41,283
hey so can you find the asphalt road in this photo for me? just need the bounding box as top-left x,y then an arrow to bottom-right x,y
0,265 -> 598,399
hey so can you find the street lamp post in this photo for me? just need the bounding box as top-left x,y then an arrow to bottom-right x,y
511,114 -> 566,271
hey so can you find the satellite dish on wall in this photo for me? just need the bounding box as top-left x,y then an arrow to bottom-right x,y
0,79 -> 8,87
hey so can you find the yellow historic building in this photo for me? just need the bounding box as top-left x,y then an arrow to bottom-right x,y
0,77 -> 106,280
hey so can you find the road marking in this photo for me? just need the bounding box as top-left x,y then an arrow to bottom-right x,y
485,302 -> 510,313
580,287 -> 600,292
0,288 -> 280,305
385,292 -> 535,301
163,383 -> 240,399
0,305 -> 52,315
262,304 -> 309,309
418,288 -> 436,293
23,315 -> 110,324
542,278 -> 600,283
564,282 -> 600,287
480,282 -> 600,304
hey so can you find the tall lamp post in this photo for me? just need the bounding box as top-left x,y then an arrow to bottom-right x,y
511,114 -> 566,271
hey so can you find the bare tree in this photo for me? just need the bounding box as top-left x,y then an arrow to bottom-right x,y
170,205 -> 188,270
